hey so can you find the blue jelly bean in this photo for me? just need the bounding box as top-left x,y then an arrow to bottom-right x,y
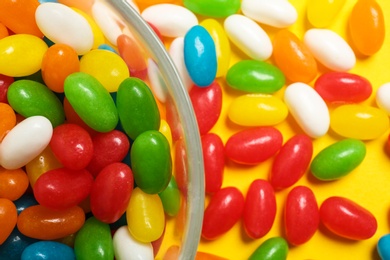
378,234 -> 390,260
21,241 -> 75,260
14,193 -> 38,215
184,25 -> 217,87
0,228 -> 39,260
98,44 -> 118,54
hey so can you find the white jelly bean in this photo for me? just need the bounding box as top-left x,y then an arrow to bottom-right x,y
113,226 -> 154,260
284,82 -> 330,138
304,28 -> 356,72
241,0 -> 298,28
141,4 -> 198,38
0,116 -> 53,170
35,3 -> 93,55
169,37 -> 194,91
376,83 -> 390,115
147,59 -> 168,103
224,14 -> 272,61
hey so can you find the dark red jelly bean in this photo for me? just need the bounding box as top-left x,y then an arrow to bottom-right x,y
0,74 -> 13,103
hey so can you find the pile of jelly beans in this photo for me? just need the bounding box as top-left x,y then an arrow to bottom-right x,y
1,0 -> 390,259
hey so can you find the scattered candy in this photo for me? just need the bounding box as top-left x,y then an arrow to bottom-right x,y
248,236 -> 288,260
183,0 -> 240,18
377,234 -> 390,260
376,82 -> 390,115
21,241 -> 75,260
307,0 -> 346,28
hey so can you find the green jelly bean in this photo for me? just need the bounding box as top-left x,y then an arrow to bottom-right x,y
249,237 -> 288,260
131,130 -> 172,194
226,60 -> 285,94
64,72 -> 118,132
310,139 -> 366,181
116,77 -> 160,140
158,175 -> 181,217
7,80 -> 65,127
183,0 -> 240,18
74,217 -> 114,260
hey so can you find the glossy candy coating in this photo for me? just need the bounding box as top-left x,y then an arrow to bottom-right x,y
0,228 -> 39,260
248,237 -> 288,260
0,102 -> 16,141
319,196 -> 377,240
158,176 -> 181,217
21,241 -> 75,260
169,37 -> 194,91
0,167 -> 29,201
377,234 -> 390,260
307,0 -> 347,28
14,193 -> 38,215
0,198 -> 17,244
0,23 -> 8,40
117,34 -> 147,79
376,83 -> 390,115
310,139 -> 366,181
183,0 -> 240,18
0,74 -> 14,103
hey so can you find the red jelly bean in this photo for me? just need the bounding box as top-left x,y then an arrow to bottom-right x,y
90,162 -> 134,224
50,123 -> 94,170
201,133 -> 224,194
202,187 -> 245,240
0,198 -> 17,245
269,134 -> 313,190
314,72 -> 372,103
174,138 -> 188,195
225,127 -> 283,165
285,186 -> 319,245
33,167 -> 94,210
190,81 -> 222,135
319,196 -> 377,240
0,74 -> 14,104
63,97 -> 97,136
243,179 -> 276,239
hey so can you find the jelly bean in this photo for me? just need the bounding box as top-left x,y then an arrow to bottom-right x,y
226,60 -> 285,93
174,139 -> 188,194
285,186 -> 319,246
183,0 -> 240,18
158,176 -> 181,217
0,23 -> 8,40
314,72 -> 372,103
248,237 -> 288,260
116,77 -> 160,140
141,4 -> 198,38
74,217 -> 114,260
0,228 -> 39,260
320,196 -> 377,240
35,3 -> 93,55
307,0 -> 347,28
200,19 -> 230,78
14,193 -> 38,215
243,179 -> 276,239
169,37 -> 194,91
304,29 -> 356,72
273,29 -> 318,83
62,97 -> 97,136
201,133 -> 224,194
377,234 -> 390,260
0,34 -> 48,77
131,130 -> 172,194
33,167 -> 93,210
284,82 -> 330,138
151,225 -> 165,258
25,146 -> 62,188
86,130 -> 130,177
224,14 -> 272,61
376,83 -> 390,115
0,167 -> 29,201
0,0 -> 43,37
189,81 -> 222,135
270,134 -> 313,189
113,225 -> 154,260
21,241 -> 75,260
0,116 -> 53,170
147,58 -> 169,103
228,94 -> 288,127
241,0 -> 297,28
64,72 -> 119,133
225,127 -> 283,165
0,102 -> 16,141
202,187 -> 244,240
330,104 -> 389,140
17,205 -> 85,240
0,74 -> 14,103
127,187 -> 165,243
349,0 -> 385,56
58,0 -> 94,12
159,119 -> 173,148
0,198 -> 17,244
310,139 -> 366,181
90,163 -> 134,223
41,43 -> 80,93
117,34 -> 147,80
80,49 -> 130,92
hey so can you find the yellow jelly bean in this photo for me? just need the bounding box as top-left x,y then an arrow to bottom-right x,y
126,187 -> 165,243
79,49 -> 130,92
0,34 -> 48,77
228,94 -> 288,126
72,8 -> 105,50
200,19 -> 231,78
307,0 -> 347,28
159,119 -> 173,149
330,104 -> 389,140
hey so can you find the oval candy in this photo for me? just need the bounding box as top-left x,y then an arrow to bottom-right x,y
169,37 -> 194,91
307,0 -> 347,28
183,0 -> 240,18
21,241 -> 75,260
376,82 -> 390,115
249,237 -> 288,260
113,226 -> 154,260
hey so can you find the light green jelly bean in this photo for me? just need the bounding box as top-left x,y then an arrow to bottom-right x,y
116,77 -> 160,140
310,138 -> 366,181
249,237 -> 288,260
64,72 -> 118,132
74,217 -> 114,260
7,80 -> 65,127
183,0 -> 240,18
226,60 -> 285,94
131,130 -> 172,194
158,175 -> 181,217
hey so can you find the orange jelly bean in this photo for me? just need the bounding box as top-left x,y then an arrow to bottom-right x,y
0,102 -> 16,141
17,205 -> 85,240
117,34 -> 147,79
349,0 -> 385,56
0,198 -> 17,245
58,0 -> 94,13
0,167 -> 29,201
0,23 -> 8,40
273,29 -> 318,83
